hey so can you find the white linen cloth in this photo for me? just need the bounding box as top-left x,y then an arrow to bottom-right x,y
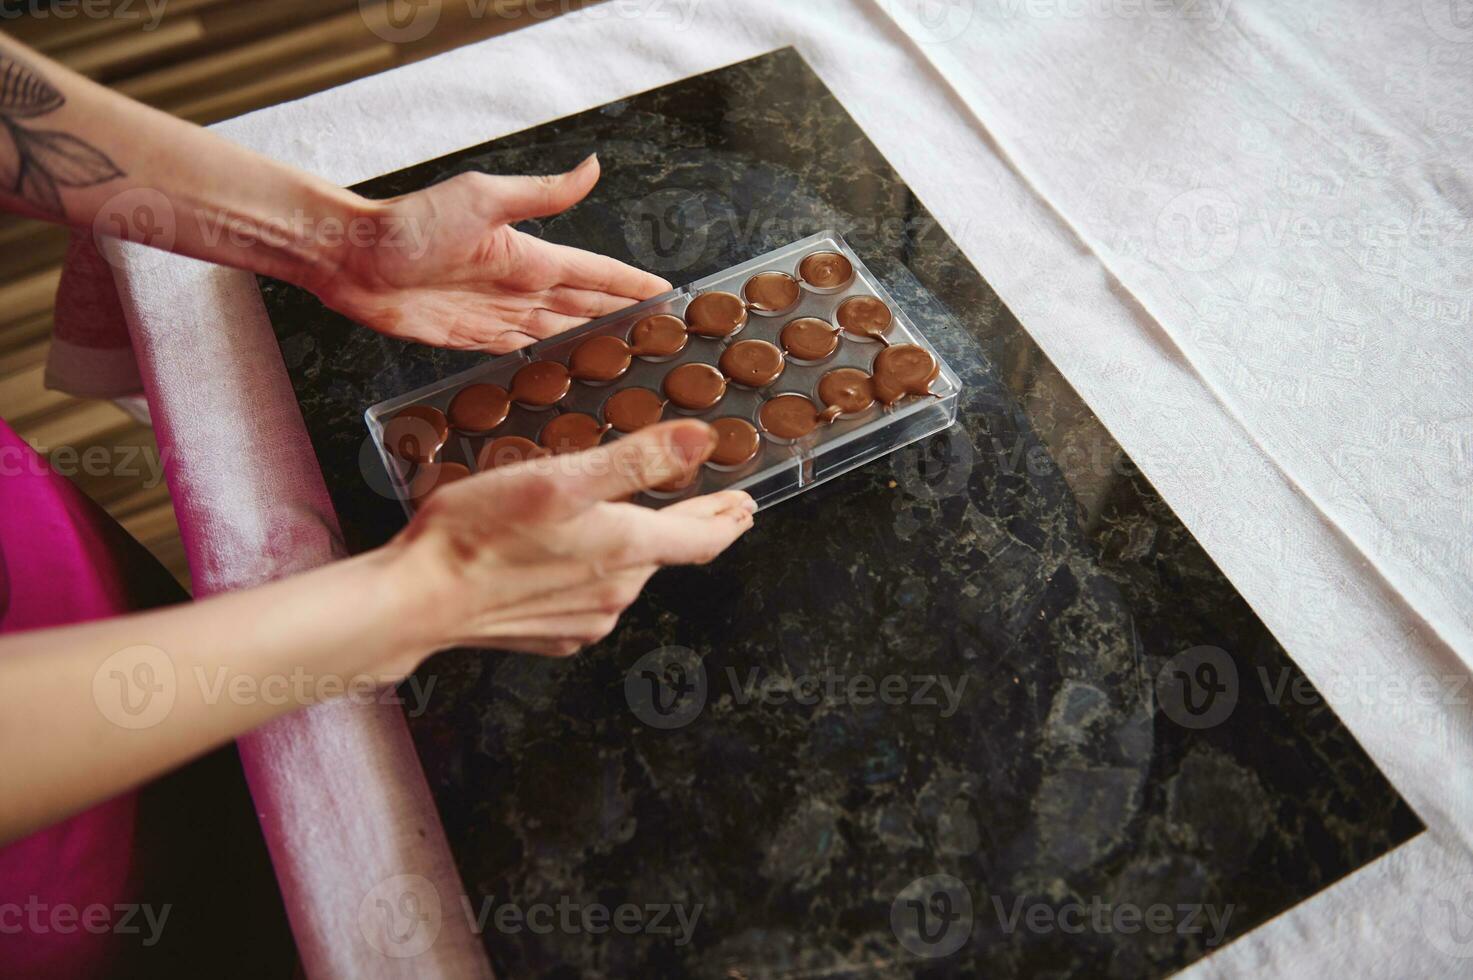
98,0 -> 1473,975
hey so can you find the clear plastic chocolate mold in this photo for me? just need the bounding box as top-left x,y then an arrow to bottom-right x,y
366,231 -> 962,514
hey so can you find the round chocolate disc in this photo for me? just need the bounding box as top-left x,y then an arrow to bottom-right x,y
684,292 -> 748,338
447,384 -> 511,434
384,405 -> 449,465
509,361 -> 572,407
798,251 -> 853,290
406,461 -> 470,501
568,335 -> 633,383
539,412 -> 609,454
779,317 -> 841,361
718,339 -> 786,388
758,393 -> 823,440
603,387 -> 666,433
818,367 -> 877,418
477,435 -> 545,470
709,417 -> 762,468
742,272 -> 801,314
872,344 -> 940,405
629,314 -> 690,357
836,295 -> 894,342
663,362 -> 728,412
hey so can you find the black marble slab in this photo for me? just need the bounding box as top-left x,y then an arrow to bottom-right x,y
260,48 -> 1419,980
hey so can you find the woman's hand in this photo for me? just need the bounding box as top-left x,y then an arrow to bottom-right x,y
376,419 -> 755,676
312,155 -> 670,353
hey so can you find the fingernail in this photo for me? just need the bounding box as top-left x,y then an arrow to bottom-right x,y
577,152 -> 598,170
670,423 -> 716,467
737,493 -> 758,514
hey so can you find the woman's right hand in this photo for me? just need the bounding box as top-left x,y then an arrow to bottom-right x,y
376,420 -> 755,676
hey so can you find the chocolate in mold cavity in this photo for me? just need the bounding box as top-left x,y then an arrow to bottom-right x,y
780,317 -> 841,361
758,393 -> 824,440
742,271 -> 800,314
569,335 -> 633,383
539,412 -> 610,454
872,344 -> 941,405
709,417 -> 761,468
798,251 -> 853,290
684,292 -> 748,338
406,461 -> 470,501
663,362 -> 728,412
509,361 -> 571,407
603,387 -> 666,433
836,295 -> 894,343
477,435 -> 546,470
817,367 -> 877,422
629,313 -> 689,357
718,339 -> 785,388
384,405 -> 449,464
447,384 -> 511,434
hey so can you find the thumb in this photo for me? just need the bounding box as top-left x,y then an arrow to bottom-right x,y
487,154 -> 601,224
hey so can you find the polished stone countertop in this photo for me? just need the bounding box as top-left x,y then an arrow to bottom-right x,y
261,47 -> 1419,979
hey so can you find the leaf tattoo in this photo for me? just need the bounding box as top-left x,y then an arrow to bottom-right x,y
0,51 -> 124,217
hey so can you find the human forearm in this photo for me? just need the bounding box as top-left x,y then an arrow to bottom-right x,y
0,33 -> 364,289
0,546 -> 428,844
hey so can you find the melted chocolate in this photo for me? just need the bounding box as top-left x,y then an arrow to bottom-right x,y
742,271 -> 800,314
629,313 -> 690,357
384,405 -> 448,464
718,339 -> 785,388
539,413 -> 610,454
758,393 -> 823,440
569,335 -> 633,383
509,361 -> 572,407
603,387 -> 666,433
663,362 -> 728,411
406,461 -> 470,501
817,367 -> 877,420
684,292 -> 748,338
477,435 -> 545,470
709,417 -> 762,467
797,251 -> 853,290
447,384 -> 511,434
779,317 -> 841,361
872,344 -> 941,404
836,295 -> 894,342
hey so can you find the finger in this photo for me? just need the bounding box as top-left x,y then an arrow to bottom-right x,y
662,490 -> 758,520
519,307 -> 589,339
563,501 -> 754,569
491,421 -> 718,521
541,285 -> 638,320
473,565 -> 657,624
482,637 -> 585,658
485,154 -> 601,224
540,239 -> 671,300
482,329 -> 541,354
476,612 -> 621,645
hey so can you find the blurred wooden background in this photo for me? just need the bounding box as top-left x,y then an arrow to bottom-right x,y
0,0 -> 587,589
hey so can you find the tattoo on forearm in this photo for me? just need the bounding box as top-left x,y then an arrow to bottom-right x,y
0,49 -> 124,217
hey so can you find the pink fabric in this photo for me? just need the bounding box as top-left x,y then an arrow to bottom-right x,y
0,420 -> 177,978
44,234 -> 142,400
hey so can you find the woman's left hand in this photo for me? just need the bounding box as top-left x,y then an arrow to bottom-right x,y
311,154 -> 669,353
